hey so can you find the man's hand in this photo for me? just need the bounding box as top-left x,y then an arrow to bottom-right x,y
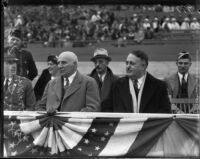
47,107 -> 57,116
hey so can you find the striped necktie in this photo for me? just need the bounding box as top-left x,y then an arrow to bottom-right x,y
64,77 -> 69,89
180,74 -> 188,98
4,79 -> 9,91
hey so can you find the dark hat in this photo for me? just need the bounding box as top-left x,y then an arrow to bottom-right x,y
91,48 -> 111,62
47,55 -> 58,64
4,53 -> 19,63
177,51 -> 191,60
10,28 -> 22,40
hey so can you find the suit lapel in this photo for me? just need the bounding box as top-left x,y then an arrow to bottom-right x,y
140,73 -> 155,112
121,76 -> 133,112
53,77 -> 62,100
188,74 -> 196,97
63,72 -> 82,100
173,74 -> 179,97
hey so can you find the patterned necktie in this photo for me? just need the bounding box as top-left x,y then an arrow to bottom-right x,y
64,77 -> 69,89
133,79 -> 139,99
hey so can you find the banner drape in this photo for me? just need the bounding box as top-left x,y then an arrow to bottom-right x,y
3,111 -> 200,157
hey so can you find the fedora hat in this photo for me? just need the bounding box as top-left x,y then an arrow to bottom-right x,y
91,48 -> 111,62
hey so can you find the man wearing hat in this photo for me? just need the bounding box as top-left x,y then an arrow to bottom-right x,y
89,48 -> 118,105
180,17 -> 190,30
5,28 -> 38,81
4,53 -> 36,111
190,17 -> 200,30
164,51 -> 199,113
34,55 -> 60,101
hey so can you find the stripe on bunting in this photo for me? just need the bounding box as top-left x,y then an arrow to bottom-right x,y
100,117 -> 148,156
126,118 -> 173,157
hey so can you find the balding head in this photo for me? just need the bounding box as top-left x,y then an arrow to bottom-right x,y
58,51 -> 78,63
58,51 -> 78,77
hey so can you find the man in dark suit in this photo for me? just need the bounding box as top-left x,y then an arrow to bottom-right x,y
4,53 -> 36,111
34,55 -> 60,101
89,48 -> 118,102
102,50 -> 171,113
5,28 -> 38,81
36,51 -> 100,112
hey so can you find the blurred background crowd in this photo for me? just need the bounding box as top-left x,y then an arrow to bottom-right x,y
4,4 -> 200,47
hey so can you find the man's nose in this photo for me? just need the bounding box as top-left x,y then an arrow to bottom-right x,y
126,63 -> 131,67
96,62 -> 100,67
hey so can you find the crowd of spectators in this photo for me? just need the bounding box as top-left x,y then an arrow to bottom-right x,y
4,5 -> 200,47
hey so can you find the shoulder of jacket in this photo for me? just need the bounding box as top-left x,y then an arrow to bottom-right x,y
17,76 -> 32,85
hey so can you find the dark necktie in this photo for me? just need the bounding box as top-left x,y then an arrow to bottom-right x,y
133,79 -> 139,99
58,77 -> 69,111
4,79 -> 9,91
99,74 -> 103,89
182,74 -> 186,86
180,74 -> 188,98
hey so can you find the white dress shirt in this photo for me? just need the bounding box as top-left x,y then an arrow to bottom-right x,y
178,72 -> 188,85
98,73 -> 106,82
64,71 -> 77,86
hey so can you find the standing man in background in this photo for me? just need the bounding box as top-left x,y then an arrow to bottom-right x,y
5,28 -> 38,81
89,48 -> 118,104
164,51 -> 199,113
4,53 -> 36,111
102,50 -> 171,113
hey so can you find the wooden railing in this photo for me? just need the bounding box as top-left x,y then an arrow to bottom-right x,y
171,98 -> 199,114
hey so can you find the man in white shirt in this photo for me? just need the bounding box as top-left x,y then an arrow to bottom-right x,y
190,17 -> 200,30
180,17 -> 190,30
170,17 -> 180,30
102,50 -> 171,113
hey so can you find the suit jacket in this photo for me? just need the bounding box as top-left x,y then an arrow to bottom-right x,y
89,67 -> 118,102
36,71 -> 101,112
34,68 -> 51,101
102,73 -> 171,113
164,73 -> 199,98
4,75 -> 36,111
5,47 -> 38,81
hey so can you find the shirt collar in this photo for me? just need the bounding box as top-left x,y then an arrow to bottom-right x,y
98,73 -> 106,81
129,73 -> 146,89
137,73 -> 146,88
4,77 -> 12,85
178,72 -> 188,81
68,71 -> 77,85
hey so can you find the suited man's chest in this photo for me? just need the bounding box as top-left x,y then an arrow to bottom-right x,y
4,84 -> 26,110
